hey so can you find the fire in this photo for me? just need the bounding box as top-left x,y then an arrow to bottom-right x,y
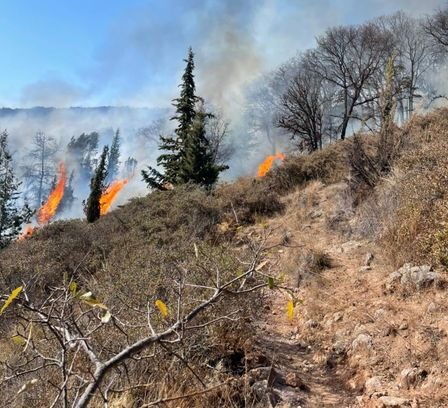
37,162 -> 67,226
257,152 -> 286,177
19,224 -> 35,241
100,179 -> 128,215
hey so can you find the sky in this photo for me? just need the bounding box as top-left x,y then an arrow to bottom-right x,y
0,0 -> 445,109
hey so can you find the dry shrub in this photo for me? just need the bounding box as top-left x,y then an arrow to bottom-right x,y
266,140 -> 349,193
355,108 -> 448,268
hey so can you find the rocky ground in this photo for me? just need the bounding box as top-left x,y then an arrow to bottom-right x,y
247,181 -> 448,407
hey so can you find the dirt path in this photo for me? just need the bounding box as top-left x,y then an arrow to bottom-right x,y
252,182 -> 390,407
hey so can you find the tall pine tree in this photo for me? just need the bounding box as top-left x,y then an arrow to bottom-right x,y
106,129 -> 121,183
142,47 -> 227,190
0,131 -> 33,248
85,145 -> 108,223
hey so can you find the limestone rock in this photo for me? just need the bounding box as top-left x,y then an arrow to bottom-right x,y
351,333 -> 373,351
386,264 -> 439,291
365,376 -> 382,394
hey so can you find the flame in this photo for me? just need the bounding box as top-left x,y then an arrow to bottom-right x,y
37,162 -> 67,226
19,224 -> 35,241
257,152 -> 286,177
100,179 -> 128,215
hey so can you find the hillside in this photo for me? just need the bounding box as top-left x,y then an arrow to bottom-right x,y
2,109 -> 448,407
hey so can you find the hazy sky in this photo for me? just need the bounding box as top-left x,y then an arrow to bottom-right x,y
0,0 -> 445,108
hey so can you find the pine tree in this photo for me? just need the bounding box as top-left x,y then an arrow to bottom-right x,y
106,129 -> 121,183
85,145 -> 108,223
142,47 -> 227,190
0,131 -> 33,248
179,105 -> 228,188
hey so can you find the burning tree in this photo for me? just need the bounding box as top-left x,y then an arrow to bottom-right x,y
106,129 -> 121,184
142,48 -> 227,190
0,131 -> 33,248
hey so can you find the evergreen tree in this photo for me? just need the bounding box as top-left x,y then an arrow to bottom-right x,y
67,132 -> 99,181
85,145 -> 108,223
106,129 -> 121,183
142,47 -> 227,190
0,131 -> 33,248
179,105 -> 228,188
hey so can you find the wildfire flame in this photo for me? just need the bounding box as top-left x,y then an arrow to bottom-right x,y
100,179 -> 129,215
257,152 -> 286,177
37,162 -> 67,226
19,224 -> 35,241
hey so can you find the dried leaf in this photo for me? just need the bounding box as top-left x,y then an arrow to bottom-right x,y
155,299 -> 168,317
0,286 -> 23,315
255,260 -> 269,271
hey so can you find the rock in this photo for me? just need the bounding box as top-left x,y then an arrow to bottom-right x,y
248,367 -> 274,383
427,302 -> 439,313
364,253 -> 374,266
378,396 -> 411,407
251,380 -> 268,399
374,309 -> 387,319
400,367 -> 427,389
359,266 -> 372,272
304,319 -> 319,329
386,264 -> 440,291
351,333 -> 373,351
332,340 -> 348,355
333,312 -> 344,322
399,322 -> 408,330
365,376 -> 382,394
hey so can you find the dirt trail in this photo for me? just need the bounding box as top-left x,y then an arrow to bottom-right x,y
253,182 -> 391,407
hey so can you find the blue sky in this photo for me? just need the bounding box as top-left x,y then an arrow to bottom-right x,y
0,0 -> 445,108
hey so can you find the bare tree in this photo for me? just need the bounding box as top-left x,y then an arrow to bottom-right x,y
277,57 -> 330,152
205,110 -> 234,165
424,7 -> 448,50
22,132 -> 59,207
312,22 -> 392,139
378,12 -> 433,119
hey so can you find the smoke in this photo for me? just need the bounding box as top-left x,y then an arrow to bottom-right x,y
20,78 -> 89,108
5,0 -> 448,220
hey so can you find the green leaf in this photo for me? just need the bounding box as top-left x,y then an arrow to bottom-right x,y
12,335 -> 26,346
268,277 -> 274,290
0,286 -> 23,315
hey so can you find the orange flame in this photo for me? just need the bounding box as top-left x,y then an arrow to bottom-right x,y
37,162 -> 67,226
257,152 -> 286,177
100,179 -> 128,215
19,224 -> 35,241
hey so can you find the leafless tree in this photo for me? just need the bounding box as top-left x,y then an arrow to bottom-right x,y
424,7 -> 448,50
277,57 -> 330,152
22,132 -> 59,207
378,12 -> 433,120
205,110 -> 234,165
312,22 -> 392,139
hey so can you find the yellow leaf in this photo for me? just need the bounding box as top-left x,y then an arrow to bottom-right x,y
79,292 -> 108,309
0,286 -> 23,315
12,335 -> 26,346
69,281 -> 78,297
287,300 -> 294,321
155,299 -> 168,317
